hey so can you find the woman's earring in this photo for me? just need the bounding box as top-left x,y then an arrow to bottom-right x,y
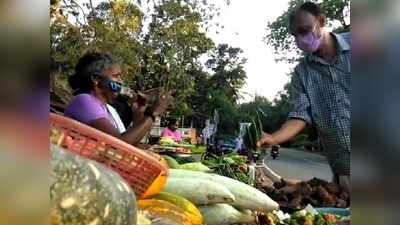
91,75 -> 99,86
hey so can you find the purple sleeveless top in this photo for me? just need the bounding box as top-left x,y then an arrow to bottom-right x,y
65,94 -> 109,124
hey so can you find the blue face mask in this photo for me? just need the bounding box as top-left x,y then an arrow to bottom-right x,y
92,74 -> 123,93
105,79 -> 123,93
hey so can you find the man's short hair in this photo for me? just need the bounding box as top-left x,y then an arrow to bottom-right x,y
289,2 -> 324,33
298,2 -> 323,18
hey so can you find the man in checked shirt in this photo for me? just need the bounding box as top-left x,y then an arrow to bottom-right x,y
257,2 -> 350,192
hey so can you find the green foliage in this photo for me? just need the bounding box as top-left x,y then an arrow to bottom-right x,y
264,0 -> 350,63
51,0 -> 144,80
243,114 -> 263,151
202,153 -> 250,184
290,133 -> 309,148
209,90 -> 240,136
239,92 -> 291,134
135,0 -> 230,32
239,95 -> 272,129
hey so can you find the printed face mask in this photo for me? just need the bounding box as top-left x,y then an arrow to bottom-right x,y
93,74 -> 123,93
106,79 -> 123,93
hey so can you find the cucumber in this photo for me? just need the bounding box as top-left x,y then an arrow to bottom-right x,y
170,169 -> 279,212
162,155 -> 180,169
237,209 -> 257,224
199,204 -> 256,225
199,204 -> 241,225
179,162 -> 211,172
163,177 -> 235,205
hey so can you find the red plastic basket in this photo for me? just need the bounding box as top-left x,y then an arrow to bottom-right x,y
50,113 -> 168,199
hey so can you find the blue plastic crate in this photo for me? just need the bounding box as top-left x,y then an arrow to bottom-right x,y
315,208 -> 350,217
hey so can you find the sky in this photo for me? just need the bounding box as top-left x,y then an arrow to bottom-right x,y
205,1 -> 293,102
76,0 -> 293,102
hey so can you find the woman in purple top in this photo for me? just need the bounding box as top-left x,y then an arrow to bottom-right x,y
161,119 -> 182,143
65,52 -> 170,146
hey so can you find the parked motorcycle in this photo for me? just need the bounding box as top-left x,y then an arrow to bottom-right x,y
270,145 -> 280,159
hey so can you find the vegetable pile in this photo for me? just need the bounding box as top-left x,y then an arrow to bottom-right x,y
202,153 -> 250,184
157,137 -> 194,153
160,137 -> 194,149
261,207 -> 350,225
52,133 -> 348,225
162,155 -> 210,172
190,145 -> 207,154
155,155 -> 279,224
257,176 -> 350,210
164,169 -> 279,225
243,113 -> 264,152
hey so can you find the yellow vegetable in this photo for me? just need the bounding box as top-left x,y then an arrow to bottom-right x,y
137,210 -> 152,225
137,199 -> 192,225
154,192 -> 203,225
160,137 -> 177,145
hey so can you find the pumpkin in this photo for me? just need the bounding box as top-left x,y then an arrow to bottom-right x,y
50,145 -> 137,225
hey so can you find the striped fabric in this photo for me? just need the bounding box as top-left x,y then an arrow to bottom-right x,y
288,32 -> 351,175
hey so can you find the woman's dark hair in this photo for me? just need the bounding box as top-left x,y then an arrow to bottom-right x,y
68,52 -> 118,95
168,119 -> 178,127
289,2 -> 324,29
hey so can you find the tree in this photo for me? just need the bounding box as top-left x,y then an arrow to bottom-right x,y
185,68 -> 213,127
239,95 -> 272,127
132,0 -> 229,32
180,44 -> 247,135
209,90 -> 241,137
264,0 -> 350,63
139,0 -> 215,100
206,44 -> 247,103
51,0 -> 144,81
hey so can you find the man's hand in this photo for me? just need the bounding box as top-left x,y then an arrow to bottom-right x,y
257,133 -> 276,148
256,119 -> 307,148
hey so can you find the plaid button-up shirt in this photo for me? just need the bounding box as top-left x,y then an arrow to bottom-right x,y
288,32 -> 351,175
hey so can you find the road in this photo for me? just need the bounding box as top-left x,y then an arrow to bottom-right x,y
263,148 -> 333,181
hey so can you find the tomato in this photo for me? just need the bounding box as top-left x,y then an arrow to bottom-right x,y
323,213 -> 337,223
